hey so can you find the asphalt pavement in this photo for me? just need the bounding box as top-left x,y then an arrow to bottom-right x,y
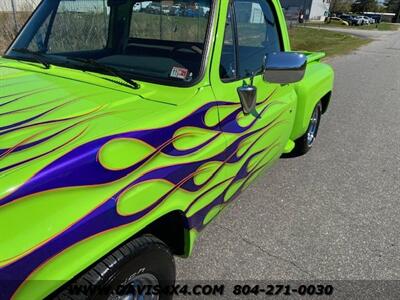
176,29 -> 400,283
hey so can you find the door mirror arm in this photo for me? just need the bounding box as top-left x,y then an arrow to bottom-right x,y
237,78 -> 257,115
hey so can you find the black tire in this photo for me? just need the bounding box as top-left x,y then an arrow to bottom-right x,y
52,236 -> 175,300
286,102 -> 322,158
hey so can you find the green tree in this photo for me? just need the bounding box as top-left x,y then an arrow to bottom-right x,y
385,0 -> 400,12
330,0 -> 353,13
351,0 -> 378,12
385,0 -> 400,22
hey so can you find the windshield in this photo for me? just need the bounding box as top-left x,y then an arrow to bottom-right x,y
6,0 -> 212,85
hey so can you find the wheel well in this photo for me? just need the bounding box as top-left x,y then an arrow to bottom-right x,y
138,211 -> 188,256
320,92 -> 332,114
48,211 -> 189,299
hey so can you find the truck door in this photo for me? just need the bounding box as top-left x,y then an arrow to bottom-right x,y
210,0 -> 297,191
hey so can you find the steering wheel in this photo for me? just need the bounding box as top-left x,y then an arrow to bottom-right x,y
171,45 -> 203,56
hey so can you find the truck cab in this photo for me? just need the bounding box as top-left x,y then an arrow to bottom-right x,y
0,0 -> 334,299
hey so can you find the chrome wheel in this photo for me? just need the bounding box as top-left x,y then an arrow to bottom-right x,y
109,273 -> 160,300
306,104 -> 321,147
285,101 -> 323,157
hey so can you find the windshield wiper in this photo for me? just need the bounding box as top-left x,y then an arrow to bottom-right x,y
12,48 -> 51,69
68,57 -> 140,90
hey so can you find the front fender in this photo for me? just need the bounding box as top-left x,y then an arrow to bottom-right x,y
11,207 -> 191,300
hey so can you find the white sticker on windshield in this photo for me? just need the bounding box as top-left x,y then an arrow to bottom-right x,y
170,67 -> 189,80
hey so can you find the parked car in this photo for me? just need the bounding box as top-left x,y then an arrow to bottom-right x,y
340,15 -> 362,26
350,16 -> 362,25
132,2 -> 141,12
358,16 -> 370,25
283,6 -> 301,21
368,14 -> 382,23
367,16 -> 375,24
161,4 -> 170,15
169,4 -> 184,16
144,2 -> 161,14
184,8 -> 202,17
329,16 -> 349,26
132,1 -> 151,12
352,16 -> 363,26
0,0 -> 334,299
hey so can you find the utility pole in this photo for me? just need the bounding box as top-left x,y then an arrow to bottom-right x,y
10,0 -> 18,34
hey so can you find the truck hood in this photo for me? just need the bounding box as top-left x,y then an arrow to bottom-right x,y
0,62 -> 183,201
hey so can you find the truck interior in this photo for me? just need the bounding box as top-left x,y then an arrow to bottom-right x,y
7,0 -> 212,85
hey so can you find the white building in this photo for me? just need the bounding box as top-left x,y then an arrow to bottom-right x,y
309,0 -> 330,21
280,0 -> 331,22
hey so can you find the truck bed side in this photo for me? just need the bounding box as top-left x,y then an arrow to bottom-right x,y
290,53 -> 335,140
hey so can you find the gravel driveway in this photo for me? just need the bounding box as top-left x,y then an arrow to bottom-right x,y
304,25 -> 397,39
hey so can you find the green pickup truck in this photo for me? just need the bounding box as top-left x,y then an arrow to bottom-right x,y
0,0 -> 334,298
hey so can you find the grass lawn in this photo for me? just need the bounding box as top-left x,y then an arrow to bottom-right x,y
289,26 -> 371,57
306,22 -> 399,31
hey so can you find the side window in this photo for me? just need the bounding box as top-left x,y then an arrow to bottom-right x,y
220,6 -> 236,80
234,0 -> 280,78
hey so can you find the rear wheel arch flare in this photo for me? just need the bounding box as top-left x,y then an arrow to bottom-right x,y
320,91 -> 332,114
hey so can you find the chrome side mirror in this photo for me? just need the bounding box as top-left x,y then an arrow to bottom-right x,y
237,80 -> 257,115
263,52 -> 307,84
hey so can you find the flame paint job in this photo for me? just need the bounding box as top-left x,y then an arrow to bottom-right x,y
0,63 -> 289,299
0,0 -> 334,298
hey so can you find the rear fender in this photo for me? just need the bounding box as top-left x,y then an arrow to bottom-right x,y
290,61 -> 334,140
